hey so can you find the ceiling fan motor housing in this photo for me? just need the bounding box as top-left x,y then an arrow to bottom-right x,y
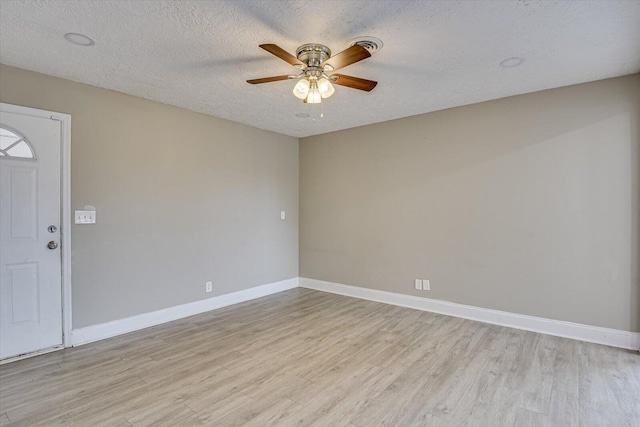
296,44 -> 332,72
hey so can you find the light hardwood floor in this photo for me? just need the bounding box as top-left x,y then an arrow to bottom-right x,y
1,288 -> 638,426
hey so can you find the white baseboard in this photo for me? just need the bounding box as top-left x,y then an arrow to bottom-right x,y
70,277 -> 299,346
70,276 -> 639,351
300,277 -> 640,351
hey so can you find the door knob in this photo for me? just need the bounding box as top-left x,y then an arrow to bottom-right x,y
47,241 -> 58,250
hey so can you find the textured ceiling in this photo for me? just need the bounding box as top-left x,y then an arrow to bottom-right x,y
1,0 -> 639,138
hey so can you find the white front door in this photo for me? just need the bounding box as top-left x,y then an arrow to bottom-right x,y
0,107 -> 63,359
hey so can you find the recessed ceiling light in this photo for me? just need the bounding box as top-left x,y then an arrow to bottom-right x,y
64,33 -> 95,46
499,57 -> 524,68
295,113 -> 310,118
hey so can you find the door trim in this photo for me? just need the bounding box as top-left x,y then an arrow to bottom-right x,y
0,102 -> 72,351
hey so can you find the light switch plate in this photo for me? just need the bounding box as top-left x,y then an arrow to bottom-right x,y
281,211 -> 286,220
75,210 -> 96,224
414,279 -> 422,290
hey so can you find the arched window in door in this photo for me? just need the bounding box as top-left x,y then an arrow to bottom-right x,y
0,126 -> 36,159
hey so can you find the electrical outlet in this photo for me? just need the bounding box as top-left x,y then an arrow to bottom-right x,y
423,280 -> 430,290
205,281 -> 213,293
281,210 -> 286,220
414,279 -> 422,290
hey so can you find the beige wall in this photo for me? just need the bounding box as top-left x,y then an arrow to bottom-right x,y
300,74 -> 640,332
0,64 -> 299,328
2,63 -> 637,334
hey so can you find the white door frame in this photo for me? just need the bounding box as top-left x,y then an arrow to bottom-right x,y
1,102 -> 72,352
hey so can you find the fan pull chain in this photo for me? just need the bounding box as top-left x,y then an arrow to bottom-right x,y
311,102 -> 324,123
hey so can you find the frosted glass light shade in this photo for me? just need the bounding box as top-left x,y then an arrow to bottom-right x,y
306,88 -> 322,103
318,78 -> 335,98
293,79 -> 310,99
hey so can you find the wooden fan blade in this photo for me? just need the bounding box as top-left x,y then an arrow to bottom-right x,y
331,74 -> 378,92
247,75 -> 292,84
323,45 -> 371,71
259,44 -> 304,67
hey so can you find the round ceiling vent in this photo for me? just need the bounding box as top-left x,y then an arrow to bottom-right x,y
499,57 -> 524,68
349,36 -> 383,54
64,33 -> 95,46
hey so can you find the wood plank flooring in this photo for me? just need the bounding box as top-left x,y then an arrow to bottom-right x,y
1,288 -> 638,426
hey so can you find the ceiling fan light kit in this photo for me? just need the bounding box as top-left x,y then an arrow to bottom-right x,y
247,40 -> 379,104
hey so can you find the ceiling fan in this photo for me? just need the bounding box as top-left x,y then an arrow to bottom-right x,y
247,43 -> 378,103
